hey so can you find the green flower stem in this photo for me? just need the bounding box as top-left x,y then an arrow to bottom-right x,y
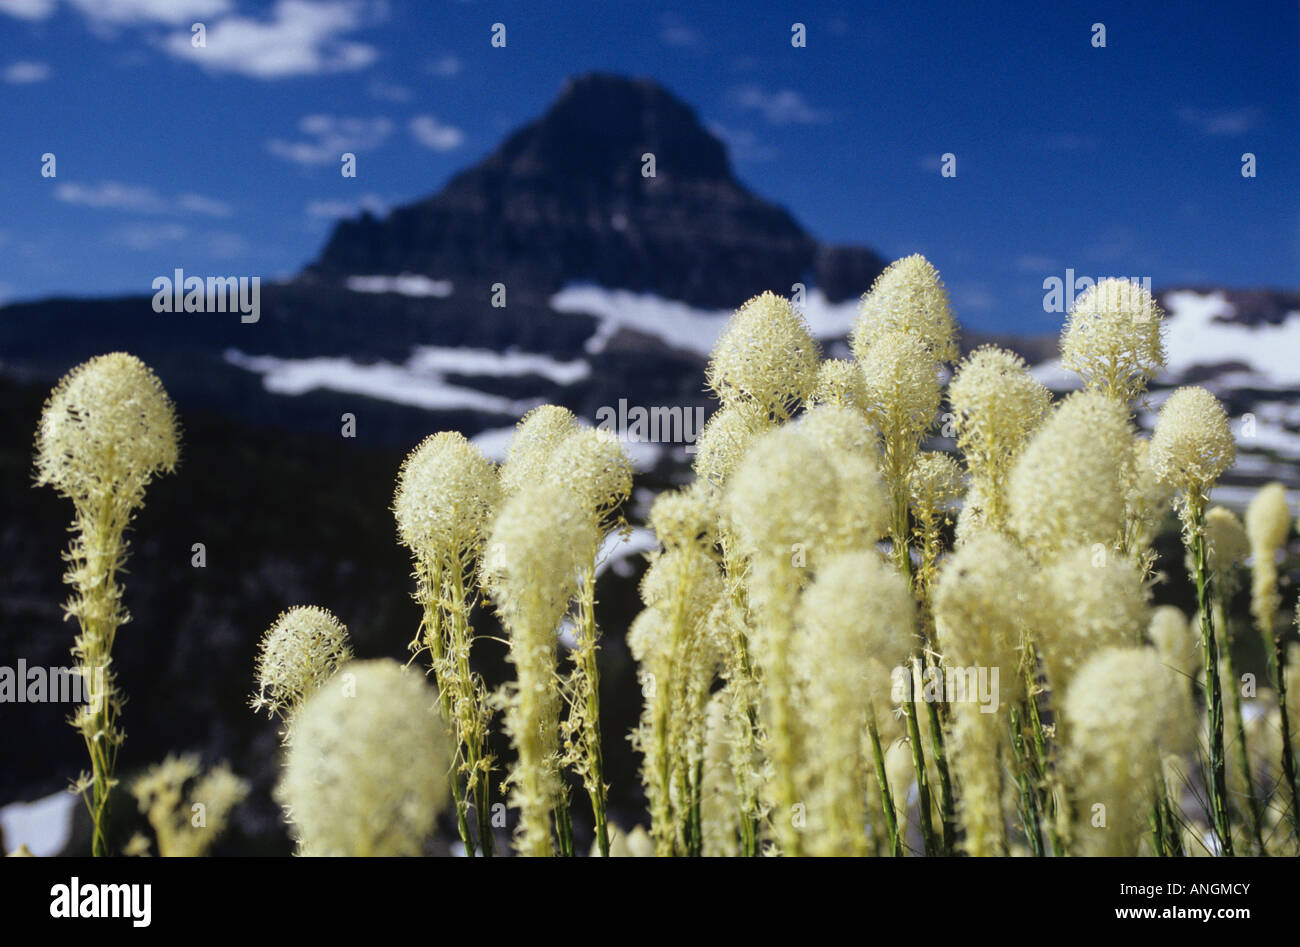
868,712 -> 903,857
1009,706 -> 1045,857
447,564 -> 495,857
1268,632 -> 1300,837
419,562 -> 476,857
574,570 -> 610,856
921,663 -> 956,854
1189,497 -> 1233,855
1217,599 -> 1264,854
902,661 -> 937,856
553,795 -> 575,857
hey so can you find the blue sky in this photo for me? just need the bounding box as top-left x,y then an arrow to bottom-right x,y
0,0 -> 1295,334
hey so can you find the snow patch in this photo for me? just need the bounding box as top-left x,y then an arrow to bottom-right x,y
0,790 -> 76,857
224,347 -> 587,415
345,274 -> 454,297
550,285 -> 860,358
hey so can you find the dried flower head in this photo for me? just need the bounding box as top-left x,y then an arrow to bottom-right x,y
276,659 -> 448,856
1006,389 -> 1135,560
1149,386 -> 1236,496
251,606 -> 353,722
808,358 -> 871,412
705,291 -> 820,420
852,254 -> 958,364
692,399 -> 774,487
499,404 -> 578,496
1063,647 -> 1192,855
1060,278 -> 1165,405
394,432 -> 500,561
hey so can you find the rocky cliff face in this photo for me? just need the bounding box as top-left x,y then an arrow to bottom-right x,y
310,73 -> 884,307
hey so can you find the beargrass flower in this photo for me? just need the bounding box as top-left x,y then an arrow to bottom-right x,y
276,659 -> 448,856
705,291 -> 820,420
1063,647 -> 1192,855
34,352 -> 179,857
1060,278 -> 1165,407
851,253 -> 959,364
250,606 -> 353,725
948,346 -> 1051,531
1006,390 -> 1135,561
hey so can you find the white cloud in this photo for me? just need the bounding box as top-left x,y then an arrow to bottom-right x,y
409,114 -> 464,152
55,180 -> 232,216
708,122 -> 775,163
306,194 -> 386,218
427,54 -> 460,77
267,114 -> 393,165
0,0 -> 56,20
176,192 -> 233,217
56,180 -> 164,212
2,60 -> 51,83
1177,106 -> 1261,137
161,0 -> 378,79
67,0 -> 231,26
728,85 -> 828,125
112,222 -> 189,249
367,78 -> 410,102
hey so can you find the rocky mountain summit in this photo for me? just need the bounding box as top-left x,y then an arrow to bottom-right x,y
310,73 -> 885,307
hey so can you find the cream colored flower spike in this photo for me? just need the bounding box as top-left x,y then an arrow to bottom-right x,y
277,659 -> 448,856
1060,277 -> 1166,405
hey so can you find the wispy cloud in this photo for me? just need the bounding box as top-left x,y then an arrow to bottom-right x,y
708,123 -> 776,163
367,78 -> 411,102
1014,254 -> 1059,274
69,0 -> 232,27
409,114 -> 464,152
55,180 -> 233,216
108,222 -> 249,256
427,54 -> 461,77
728,84 -> 829,125
306,194 -> 387,219
0,0 -> 57,20
2,60 -> 51,83
659,15 -> 698,48
161,0 -> 378,79
267,114 -> 393,165
111,222 -> 189,250
1177,105 -> 1261,137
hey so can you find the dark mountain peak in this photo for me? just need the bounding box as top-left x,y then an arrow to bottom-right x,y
500,72 -> 732,183
309,73 -> 884,307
